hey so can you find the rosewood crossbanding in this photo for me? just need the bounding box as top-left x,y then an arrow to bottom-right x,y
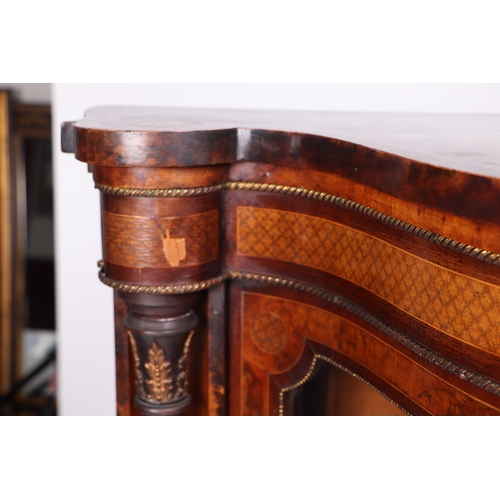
62,107 -> 500,416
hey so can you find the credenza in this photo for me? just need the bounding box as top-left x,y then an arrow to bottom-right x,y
62,107 -> 500,416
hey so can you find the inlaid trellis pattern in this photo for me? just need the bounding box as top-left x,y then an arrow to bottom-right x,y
103,209 -> 219,268
236,206 -> 500,354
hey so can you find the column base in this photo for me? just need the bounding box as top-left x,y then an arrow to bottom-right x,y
135,394 -> 192,416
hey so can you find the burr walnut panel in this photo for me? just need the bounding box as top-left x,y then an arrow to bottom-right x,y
237,206 -> 500,355
242,361 -> 269,416
241,292 -> 500,416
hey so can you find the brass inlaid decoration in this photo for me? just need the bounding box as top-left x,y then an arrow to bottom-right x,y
103,209 -> 218,268
144,342 -> 174,402
127,331 -> 145,399
97,182 -> 500,299
127,330 -> 195,403
278,354 -> 411,416
237,206 -> 500,354
175,330 -> 194,399
250,312 -> 288,354
232,271 -> 500,397
242,291 -> 500,414
97,179 -> 500,265
228,182 -> 500,266
99,268 -> 229,294
162,230 -> 186,267
95,182 -> 226,198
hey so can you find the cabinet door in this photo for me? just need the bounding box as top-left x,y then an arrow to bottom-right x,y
225,186 -> 500,416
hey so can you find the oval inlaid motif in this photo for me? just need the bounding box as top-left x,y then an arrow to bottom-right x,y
250,312 -> 288,354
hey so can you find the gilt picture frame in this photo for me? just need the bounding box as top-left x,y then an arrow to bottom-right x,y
0,89 -> 16,393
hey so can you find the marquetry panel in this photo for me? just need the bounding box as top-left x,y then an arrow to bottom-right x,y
243,293 -> 305,375
237,207 -> 500,354
229,162 -> 500,254
103,209 -> 218,268
250,312 -> 288,354
241,292 -> 500,415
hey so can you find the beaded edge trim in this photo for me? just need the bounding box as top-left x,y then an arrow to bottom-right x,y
278,354 -> 412,416
95,182 -> 226,198
229,270 -> 500,399
227,182 -> 500,266
98,262 -> 500,399
95,180 -> 500,266
98,268 -> 229,295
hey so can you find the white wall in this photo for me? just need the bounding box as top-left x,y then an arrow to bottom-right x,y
52,83 -> 500,415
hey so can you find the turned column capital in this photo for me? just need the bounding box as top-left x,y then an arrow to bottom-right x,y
120,292 -> 201,416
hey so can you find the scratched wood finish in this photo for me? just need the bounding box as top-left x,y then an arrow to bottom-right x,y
62,107 -> 500,416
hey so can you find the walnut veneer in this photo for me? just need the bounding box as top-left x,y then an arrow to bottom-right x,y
62,107 -> 500,416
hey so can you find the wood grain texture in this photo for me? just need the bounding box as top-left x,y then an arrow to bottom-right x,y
243,291 -> 305,374
101,190 -> 220,217
62,107 -> 500,416
232,278 -> 500,411
229,162 -> 500,254
101,191 -> 223,286
236,206 -> 500,354
242,361 -> 269,416
225,190 -> 500,283
93,164 -> 230,190
66,108 -> 500,225
103,209 -> 218,268
114,291 -> 132,416
225,189 -> 500,385
228,280 -> 244,416
67,107 -> 500,174
241,291 -> 500,416
207,283 -> 227,415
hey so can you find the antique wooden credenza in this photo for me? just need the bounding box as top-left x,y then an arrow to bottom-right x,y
62,107 -> 500,416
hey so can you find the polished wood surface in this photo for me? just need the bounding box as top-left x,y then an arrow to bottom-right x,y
63,107 -> 500,416
64,107 -> 500,175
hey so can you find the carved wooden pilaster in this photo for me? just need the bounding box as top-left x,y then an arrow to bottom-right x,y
120,292 -> 201,416
85,161 -> 226,415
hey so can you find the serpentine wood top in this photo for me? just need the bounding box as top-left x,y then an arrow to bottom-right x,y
63,106 -> 500,178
